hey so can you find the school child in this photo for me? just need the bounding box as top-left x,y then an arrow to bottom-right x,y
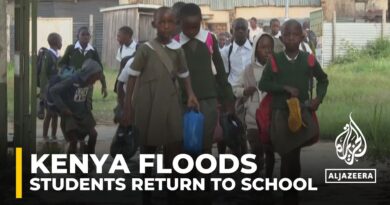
259,19 -> 329,205
176,3 -> 235,155
270,18 -> 285,53
221,18 -> 252,87
49,59 -> 103,155
220,18 -> 252,154
114,26 -> 137,100
39,33 -> 62,140
233,33 -> 275,178
116,26 -> 137,62
249,17 -> 263,43
217,32 -> 227,50
59,26 -> 107,100
120,7 -> 199,204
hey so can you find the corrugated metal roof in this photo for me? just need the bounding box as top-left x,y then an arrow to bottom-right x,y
163,0 -> 321,10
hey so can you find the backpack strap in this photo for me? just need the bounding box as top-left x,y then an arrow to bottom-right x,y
205,32 -> 214,55
307,53 -> 316,100
227,44 -> 233,74
269,54 -> 279,73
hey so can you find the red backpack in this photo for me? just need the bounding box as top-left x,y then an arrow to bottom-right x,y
256,54 -> 319,146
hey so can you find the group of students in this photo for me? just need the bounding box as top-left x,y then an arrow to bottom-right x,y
38,2 -> 329,205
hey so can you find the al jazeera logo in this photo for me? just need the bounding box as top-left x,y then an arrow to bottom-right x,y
325,113 -> 376,184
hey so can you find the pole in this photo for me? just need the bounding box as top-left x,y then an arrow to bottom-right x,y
332,11 -> 336,62
30,0 -> 37,154
14,0 -> 24,149
89,14 -> 94,45
285,0 -> 289,19
0,0 -> 8,169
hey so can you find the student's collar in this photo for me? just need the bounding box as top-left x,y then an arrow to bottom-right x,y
284,51 -> 299,61
164,40 -> 181,50
146,39 -> 181,50
273,31 -> 281,38
178,28 -> 209,45
74,41 -> 94,51
255,59 -> 266,68
48,48 -> 60,58
232,40 -> 252,53
124,40 -> 137,49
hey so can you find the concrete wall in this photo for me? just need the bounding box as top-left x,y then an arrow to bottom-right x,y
236,6 -> 320,22
30,18 -> 73,56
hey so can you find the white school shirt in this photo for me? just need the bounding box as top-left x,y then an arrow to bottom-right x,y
116,40 -> 137,62
74,41 -> 94,55
221,40 -> 252,86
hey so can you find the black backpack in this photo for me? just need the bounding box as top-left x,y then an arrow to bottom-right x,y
37,47 -> 57,87
114,44 -> 139,93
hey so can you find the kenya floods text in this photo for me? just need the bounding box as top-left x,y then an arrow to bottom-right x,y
29,154 -> 318,192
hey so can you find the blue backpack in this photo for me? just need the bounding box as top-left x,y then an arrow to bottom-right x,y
183,110 -> 205,154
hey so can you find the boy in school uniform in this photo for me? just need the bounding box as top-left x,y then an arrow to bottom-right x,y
259,19 -> 329,205
114,26 -> 137,101
221,18 -> 252,87
176,3 -> 235,154
120,7 -> 199,204
270,18 -> 285,53
220,18 -> 252,154
116,26 -> 137,62
59,27 -> 108,99
40,33 -> 62,141
49,59 -> 103,155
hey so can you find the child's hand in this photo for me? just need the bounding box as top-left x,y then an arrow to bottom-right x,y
310,98 -> 321,111
283,86 -> 299,97
187,94 -> 200,111
62,109 -> 73,117
101,87 -> 108,98
243,86 -> 257,97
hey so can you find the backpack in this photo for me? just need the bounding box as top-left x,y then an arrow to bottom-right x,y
45,66 -> 78,113
37,47 -> 57,88
256,53 -> 319,145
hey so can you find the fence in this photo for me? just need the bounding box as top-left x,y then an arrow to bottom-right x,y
321,11 -> 390,67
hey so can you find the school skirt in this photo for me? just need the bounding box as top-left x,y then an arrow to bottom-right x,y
270,108 -> 318,156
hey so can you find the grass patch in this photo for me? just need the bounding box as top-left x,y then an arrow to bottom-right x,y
318,39 -> 390,158
6,65 -> 119,124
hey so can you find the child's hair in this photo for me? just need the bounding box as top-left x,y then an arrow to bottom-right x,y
257,34 -> 274,48
77,26 -> 90,38
270,18 -> 280,26
153,6 -> 172,21
47,32 -> 61,47
172,1 -> 186,17
118,26 -> 133,37
179,3 -> 202,20
232,18 -> 248,29
282,19 -> 303,35
250,17 -> 257,23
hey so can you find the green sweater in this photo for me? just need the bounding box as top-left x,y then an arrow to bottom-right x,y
259,51 -> 329,109
59,44 -> 106,88
181,35 -> 234,103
